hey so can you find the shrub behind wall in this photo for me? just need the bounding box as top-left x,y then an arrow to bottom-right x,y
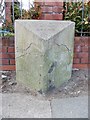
64,2 -> 89,36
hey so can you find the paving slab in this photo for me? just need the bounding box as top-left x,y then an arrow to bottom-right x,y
0,93 -> 2,119
51,95 -> 88,118
2,93 -> 51,118
0,93 -> 88,118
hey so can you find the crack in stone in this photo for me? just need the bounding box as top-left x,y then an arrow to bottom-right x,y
48,61 -> 57,73
61,44 -> 71,52
47,79 -> 55,91
55,43 -> 72,65
55,43 -> 71,52
16,52 -> 30,59
16,43 -> 43,59
16,43 -> 34,59
25,43 -> 33,51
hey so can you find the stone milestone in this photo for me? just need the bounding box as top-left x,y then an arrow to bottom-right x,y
15,20 -> 75,93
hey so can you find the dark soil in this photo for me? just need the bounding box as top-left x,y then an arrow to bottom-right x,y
0,69 -> 88,99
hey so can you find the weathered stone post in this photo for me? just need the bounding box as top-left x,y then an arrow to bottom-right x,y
15,20 -> 75,93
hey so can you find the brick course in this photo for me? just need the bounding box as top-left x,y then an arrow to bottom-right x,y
0,36 -> 89,70
35,1 -> 64,20
5,2 -> 12,23
0,37 -> 15,70
73,37 -> 89,69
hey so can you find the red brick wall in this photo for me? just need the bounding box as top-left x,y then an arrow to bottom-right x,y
0,37 -> 15,71
1,1 -> 89,70
5,2 -> 12,23
35,2 -> 64,20
73,37 -> 89,69
0,37 -> 89,71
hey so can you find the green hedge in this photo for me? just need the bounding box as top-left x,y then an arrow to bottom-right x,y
64,2 -> 89,36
